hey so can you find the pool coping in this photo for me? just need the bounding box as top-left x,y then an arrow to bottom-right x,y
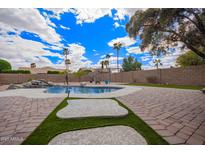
0,85 -> 141,98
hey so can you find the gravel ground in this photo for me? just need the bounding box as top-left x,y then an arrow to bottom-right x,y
57,99 -> 128,119
49,126 -> 147,145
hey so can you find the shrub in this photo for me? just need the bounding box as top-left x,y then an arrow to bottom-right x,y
122,56 -> 142,72
47,70 -> 61,74
0,70 -> 31,74
0,59 -> 12,72
176,51 -> 205,67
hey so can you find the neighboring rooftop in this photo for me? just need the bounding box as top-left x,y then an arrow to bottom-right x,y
18,63 -> 65,74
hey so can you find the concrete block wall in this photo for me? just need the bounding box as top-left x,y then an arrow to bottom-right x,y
0,65 -> 205,86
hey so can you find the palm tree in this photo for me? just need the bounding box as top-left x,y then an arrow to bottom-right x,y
63,48 -> 71,97
113,42 -> 122,72
106,54 -> 111,63
104,60 -> 109,69
100,61 -> 105,69
63,48 -> 69,60
63,48 -> 71,73
105,54 -> 111,83
105,54 -> 111,69
153,59 -> 162,69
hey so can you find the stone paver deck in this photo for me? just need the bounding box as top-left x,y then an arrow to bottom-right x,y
57,99 -> 128,119
0,96 -> 63,144
49,126 -> 147,145
117,87 -> 205,145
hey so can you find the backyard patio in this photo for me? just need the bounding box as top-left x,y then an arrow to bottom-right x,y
0,8 -> 205,146
0,84 -> 204,145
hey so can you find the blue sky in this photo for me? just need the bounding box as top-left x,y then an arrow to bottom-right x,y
0,8 -> 180,71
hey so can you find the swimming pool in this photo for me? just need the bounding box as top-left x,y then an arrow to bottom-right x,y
45,86 -> 122,94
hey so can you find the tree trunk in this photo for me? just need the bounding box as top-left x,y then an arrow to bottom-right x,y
186,44 -> 205,58
117,50 -> 119,72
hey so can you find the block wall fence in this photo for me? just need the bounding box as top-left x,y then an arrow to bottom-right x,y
0,65 -> 205,86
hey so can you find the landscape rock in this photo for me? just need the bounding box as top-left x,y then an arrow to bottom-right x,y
202,88 -> 205,94
7,84 -> 22,90
22,80 -> 53,88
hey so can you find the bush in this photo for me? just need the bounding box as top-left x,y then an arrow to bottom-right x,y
176,51 -> 205,67
0,59 -> 12,72
0,70 -> 31,74
122,56 -> 142,72
47,70 -> 61,74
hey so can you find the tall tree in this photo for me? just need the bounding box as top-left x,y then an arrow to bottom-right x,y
126,9 -> 205,58
105,54 -> 111,67
105,54 -> 111,82
176,51 -> 205,67
0,59 -> 12,72
122,56 -> 142,72
113,42 -> 122,72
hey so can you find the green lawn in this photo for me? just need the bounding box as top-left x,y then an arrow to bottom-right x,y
128,83 -> 204,90
22,97 -> 168,145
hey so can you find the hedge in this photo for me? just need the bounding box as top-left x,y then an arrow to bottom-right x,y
47,70 -> 61,74
0,70 -> 31,74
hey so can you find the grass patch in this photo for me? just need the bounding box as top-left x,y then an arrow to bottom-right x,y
128,83 -> 204,90
22,97 -> 168,145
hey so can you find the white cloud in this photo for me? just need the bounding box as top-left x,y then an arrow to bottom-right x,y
113,22 -> 120,28
92,56 -> 124,70
0,8 -> 61,44
113,8 -> 145,20
45,8 -> 143,25
141,48 -> 186,70
68,8 -> 143,25
126,46 -> 147,54
60,25 -> 70,30
141,56 -> 151,62
68,8 -> 112,24
0,34 -> 64,69
100,55 -> 106,58
45,8 -> 70,20
0,33 -> 92,71
108,36 -> 136,47
100,52 -> 115,59
107,56 -> 123,63
44,15 -> 57,28
94,53 -> 99,56
46,8 -> 143,25
159,52 -> 183,68
46,8 -> 112,24
113,9 -> 135,20
109,52 -> 114,56
66,43 -> 93,71
0,9 -> 93,72
113,22 -> 125,29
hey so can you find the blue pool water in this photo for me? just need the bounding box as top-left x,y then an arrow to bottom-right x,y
45,86 -> 122,94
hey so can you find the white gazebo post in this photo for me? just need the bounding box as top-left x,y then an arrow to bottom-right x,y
63,48 -> 71,97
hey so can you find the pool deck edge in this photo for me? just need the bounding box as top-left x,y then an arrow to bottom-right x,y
0,85 -> 141,98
